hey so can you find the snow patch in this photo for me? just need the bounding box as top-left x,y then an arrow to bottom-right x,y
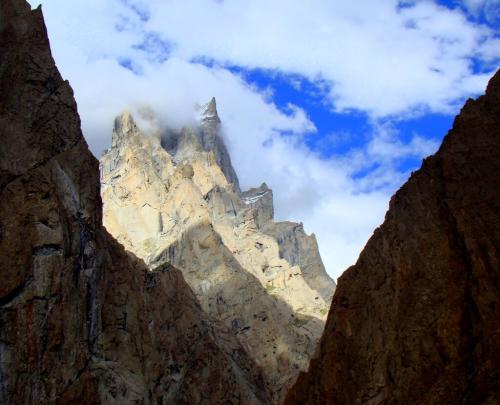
243,191 -> 269,205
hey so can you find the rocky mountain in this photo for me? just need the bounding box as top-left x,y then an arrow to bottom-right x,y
100,97 -> 335,401
0,1 -> 271,403
7,1 -> 494,404
286,70 -> 500,404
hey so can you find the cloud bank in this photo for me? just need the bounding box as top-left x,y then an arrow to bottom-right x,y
28,0 -> 499,279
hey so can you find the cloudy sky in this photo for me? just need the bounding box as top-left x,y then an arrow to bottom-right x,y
28,0 -> 499,280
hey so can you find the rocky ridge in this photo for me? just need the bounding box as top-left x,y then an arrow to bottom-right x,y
0,1 -> 270,403
286,71 -> 500,404
100,100 -> 336,401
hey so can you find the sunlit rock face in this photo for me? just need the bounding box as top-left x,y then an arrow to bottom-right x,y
100,99 -> 335,401
286,70 -> 500,405
0,1 -> 271,403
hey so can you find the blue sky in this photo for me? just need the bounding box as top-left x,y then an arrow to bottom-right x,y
230,66 -> 453,168
28,0 -> 499,279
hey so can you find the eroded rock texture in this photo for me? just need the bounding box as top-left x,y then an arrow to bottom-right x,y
286,71 -> 500,404
0,2 -> 269,403
100,100 -> 335,401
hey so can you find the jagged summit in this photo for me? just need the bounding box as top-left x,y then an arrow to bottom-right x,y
100,99 -> 336,402
201,96 -> 221,123
107,100 -> 240,191
111,110 -> 137,145
144,97 -> 241,191
241,182 -> 274,228
115,109 -> 135,131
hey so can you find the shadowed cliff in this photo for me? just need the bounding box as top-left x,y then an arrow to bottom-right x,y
0,1 -> 270,403
286,70 -> 500,404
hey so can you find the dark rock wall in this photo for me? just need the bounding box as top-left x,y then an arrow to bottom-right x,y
0,2 -> 269,403
286,71 -> 500,405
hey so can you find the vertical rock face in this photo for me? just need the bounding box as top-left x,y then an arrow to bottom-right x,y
241,183 -> 274,229
100,100 -> 335,400
286,71 -> 500,405
161,97 -> 241,191
262,221 -> 335,303
0,1 -> 270,403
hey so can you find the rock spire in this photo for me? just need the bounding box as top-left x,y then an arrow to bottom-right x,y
100,103 -> 336,402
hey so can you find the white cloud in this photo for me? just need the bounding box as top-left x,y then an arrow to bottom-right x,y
36,0 -> 499,117
137,0 -> 497,116
27,0 -> 497,280
477,37 -> 500,62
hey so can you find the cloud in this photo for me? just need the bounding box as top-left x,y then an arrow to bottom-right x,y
27,0 -> 497,280
136,0 -> 497,116
36,0 -> 499,118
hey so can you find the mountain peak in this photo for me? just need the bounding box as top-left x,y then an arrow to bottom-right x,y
486,69 -> 500,99
114,110 -> 136,133
111,110 -> 143,149
201,97 -> 220,123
